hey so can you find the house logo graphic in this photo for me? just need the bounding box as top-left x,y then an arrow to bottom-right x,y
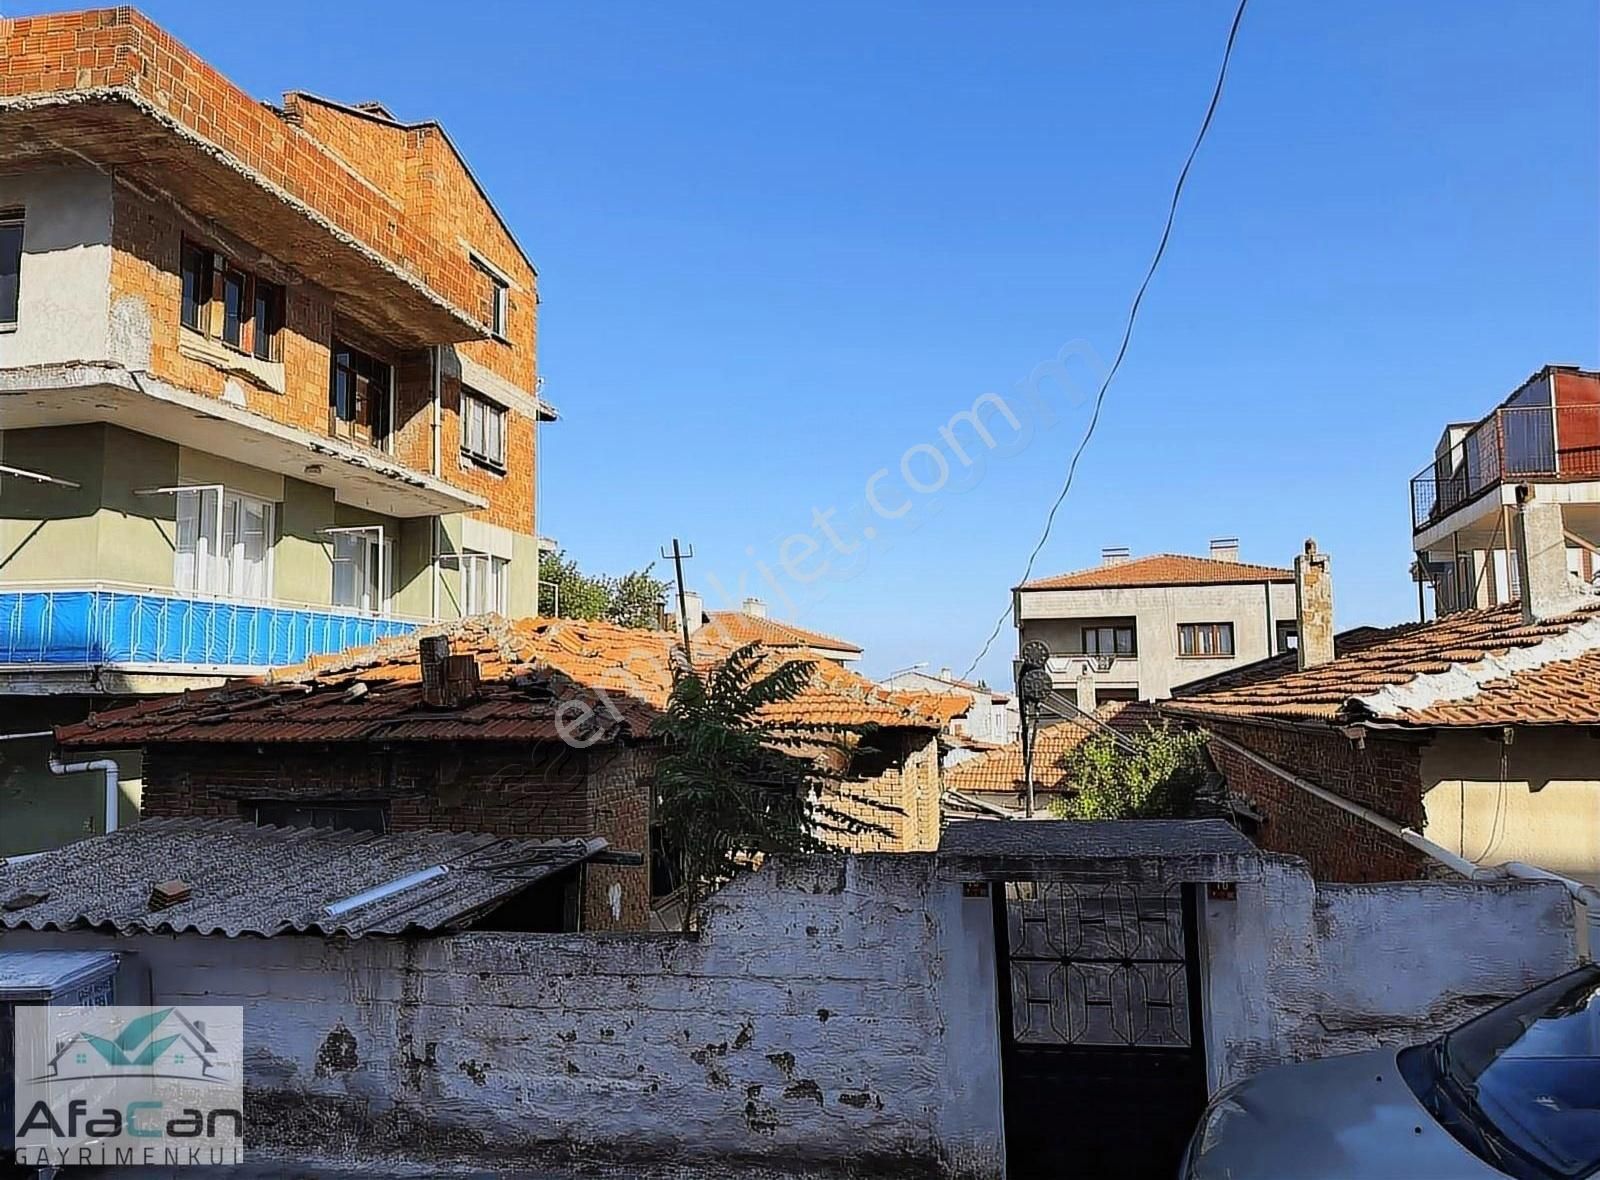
31,1007 -> 230,1086
13,1004 -> 245,1167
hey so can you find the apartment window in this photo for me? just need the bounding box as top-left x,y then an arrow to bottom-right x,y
174,486 -> 275,599
330,341 -> 393,449
1178,622 -> 1235,658
462,551 -> 509,616
1082,625 -> 1135,656
179,239 -> 282,360
330,526 -> 390,614
461,388 -> 507,470
180,240 -> 211,332
472,256 -> 509,338
0,209 -> 23,327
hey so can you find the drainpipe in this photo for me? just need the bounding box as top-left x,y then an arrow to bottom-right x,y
48,753 -> 120,835
430,345 -> 443,622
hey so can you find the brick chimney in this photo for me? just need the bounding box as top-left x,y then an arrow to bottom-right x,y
1101,546 -> 1131,567
1294,539 -> 1335,670
1513,485 -> 1578,622
420,635 -> 479,708
742,597 -> 767,618
1210,537 -> 1240,563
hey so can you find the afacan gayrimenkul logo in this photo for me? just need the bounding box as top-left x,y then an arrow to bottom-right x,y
13,1005 -> 245,1168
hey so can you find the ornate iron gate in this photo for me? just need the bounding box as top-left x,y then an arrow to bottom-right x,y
993,880 -> 1208,1178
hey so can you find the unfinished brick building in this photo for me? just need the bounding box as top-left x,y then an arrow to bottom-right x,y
0,7 -> 557,851
57,618 -> 965,929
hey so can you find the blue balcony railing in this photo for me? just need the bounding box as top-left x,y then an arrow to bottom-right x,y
0,584 -> 422,670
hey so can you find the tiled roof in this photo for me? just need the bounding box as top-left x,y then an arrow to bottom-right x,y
1019,553 -> 1294,592
0,820 -> 607,938
695,612 -> 863,656
1164,601 -> 1600,728
944,701 -> 1158,794
58,616 -> 951,750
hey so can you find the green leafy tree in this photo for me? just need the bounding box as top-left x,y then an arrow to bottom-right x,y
1050,724 -> 1210,820
650,644 -> 886,930
538,550 -> 668,629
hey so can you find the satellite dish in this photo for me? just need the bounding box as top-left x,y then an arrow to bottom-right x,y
1020,640 -> 1050,670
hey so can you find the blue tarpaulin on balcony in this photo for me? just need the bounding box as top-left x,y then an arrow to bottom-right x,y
0,589 -> 419,669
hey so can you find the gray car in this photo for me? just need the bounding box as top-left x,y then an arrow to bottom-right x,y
1183,964 -> 1600,1179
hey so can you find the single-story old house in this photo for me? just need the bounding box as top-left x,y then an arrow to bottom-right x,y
53,616 -> 967,930
1163,525 -> 1600,887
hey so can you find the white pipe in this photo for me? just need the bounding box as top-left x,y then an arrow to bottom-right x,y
0,731 -> 52,742
430,345 -> 442,623
325,864 -> 448,917
1503,861 -> 1600,909
48,754 -> 120,835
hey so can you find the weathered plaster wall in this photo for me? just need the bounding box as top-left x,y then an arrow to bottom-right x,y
2,856 -> 1006,1178
1202,855 -> 1577,1088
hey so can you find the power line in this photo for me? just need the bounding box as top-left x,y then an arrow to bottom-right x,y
963,0 -> 1251,680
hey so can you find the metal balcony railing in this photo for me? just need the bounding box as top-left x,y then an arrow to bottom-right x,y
1410,404 -> 1600,531
0,582 -> 423,670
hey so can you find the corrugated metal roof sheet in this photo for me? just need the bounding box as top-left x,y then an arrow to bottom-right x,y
0,820 -> 607,938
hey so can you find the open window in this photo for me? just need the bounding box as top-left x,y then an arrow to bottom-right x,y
330,340 -> 394,450
327,525 -> 391,615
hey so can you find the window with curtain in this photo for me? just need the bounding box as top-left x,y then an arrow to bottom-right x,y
174,487 -> 275,599
462,551 -> 509,616
331,528 -> 389,614
1177,622 -> 1234,658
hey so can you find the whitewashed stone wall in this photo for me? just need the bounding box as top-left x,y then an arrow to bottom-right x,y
1201,854 -> 1578,1087
6,856 -> 1005,1178
1,849 -> 1579,1175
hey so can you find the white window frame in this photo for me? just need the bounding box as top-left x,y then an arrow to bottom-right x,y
470,253 -> 510,339
461,549 -> 509,616
147,484 -> 275,600
325,525 -> 392,615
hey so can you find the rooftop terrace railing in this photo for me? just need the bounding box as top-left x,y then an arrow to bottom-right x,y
1410,403 -> 1600,532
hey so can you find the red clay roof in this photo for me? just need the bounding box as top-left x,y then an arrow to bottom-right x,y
1019,553 -> 1294,592
58,616 -> 950,750
695,612 -> 863,656
944,701 -> 1158,795
1163,601 -> 1600,728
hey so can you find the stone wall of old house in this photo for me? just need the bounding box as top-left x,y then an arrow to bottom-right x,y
0,850 -> 1575,1175
582,744 -> 655,932
1204,720 -> 1428,881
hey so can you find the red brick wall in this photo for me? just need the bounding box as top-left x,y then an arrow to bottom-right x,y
1205,720 -> 1427,882
582,745 -> 654,931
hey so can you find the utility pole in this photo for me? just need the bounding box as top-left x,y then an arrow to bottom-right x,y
660,538 -> 695,657
1016,641 -> 1051,820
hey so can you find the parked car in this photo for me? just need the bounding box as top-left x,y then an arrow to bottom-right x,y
1183,964 -> 1600,1179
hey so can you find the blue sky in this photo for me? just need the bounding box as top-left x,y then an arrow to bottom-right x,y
28,1 -> 1596,683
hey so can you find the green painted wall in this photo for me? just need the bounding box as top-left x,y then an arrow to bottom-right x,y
278,479 -> 336,606
0,424 -> 107,582
98,426 -> 180,587
510,530 -> 541,617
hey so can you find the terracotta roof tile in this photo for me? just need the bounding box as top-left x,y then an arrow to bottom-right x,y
1164,601 -> 1600,727
58,615 -> 948,750
944,701 -> 1158,795
1019,553 -> 1293,592
694,612 -> 862,655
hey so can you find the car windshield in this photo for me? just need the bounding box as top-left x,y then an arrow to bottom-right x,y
1441,966 -> 1600,1179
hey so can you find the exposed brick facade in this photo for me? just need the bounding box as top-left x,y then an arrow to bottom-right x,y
5,7 -> 539,539
1204,720 -> 1428,882
826,732 -> 944,854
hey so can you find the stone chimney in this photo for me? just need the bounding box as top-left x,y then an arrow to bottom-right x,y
1294,539 -> 1335,670
1101,546 -> 1131,567
1210,537 -> 1240,563
742,597 -> 766,618
1075,667 -> 1098,714
1513,485 -> 1578,622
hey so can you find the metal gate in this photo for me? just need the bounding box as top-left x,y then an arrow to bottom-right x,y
993,880 -> 1208,1179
